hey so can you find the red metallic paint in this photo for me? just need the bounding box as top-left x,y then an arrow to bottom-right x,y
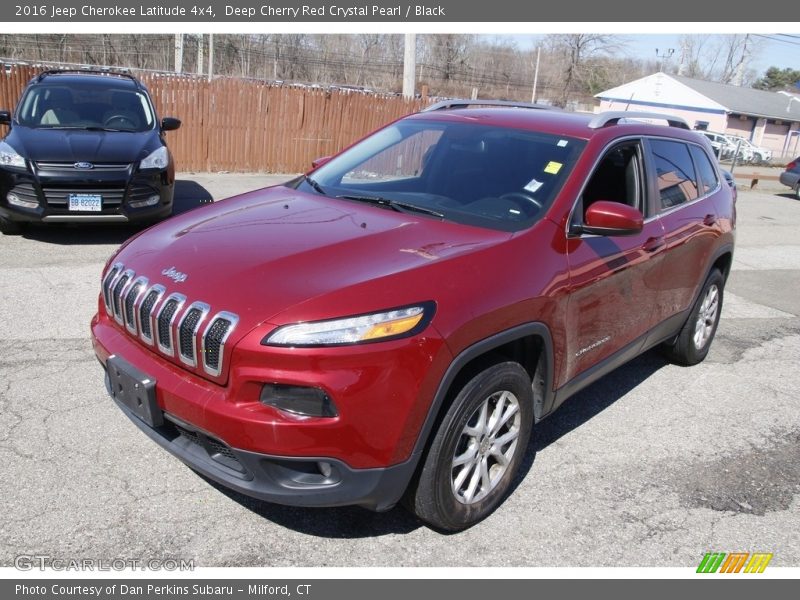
91,107 -> 736,484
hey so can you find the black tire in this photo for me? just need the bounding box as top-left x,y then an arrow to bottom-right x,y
405,361 -> 534,531
663,268 -> 724,366
795,183 -> 800,200
0,217 -> 23,235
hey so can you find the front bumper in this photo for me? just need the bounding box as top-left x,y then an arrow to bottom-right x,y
107,372 -> 417,511
0,165 -> 173,224
92,310 -> 451,510
779,171 -> 799,189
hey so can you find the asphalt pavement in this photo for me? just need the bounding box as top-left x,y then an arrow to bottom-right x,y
0,174 -> 798,568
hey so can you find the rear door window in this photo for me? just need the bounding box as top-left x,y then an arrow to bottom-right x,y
649,139 -> 700,210
689,145 -> 719,196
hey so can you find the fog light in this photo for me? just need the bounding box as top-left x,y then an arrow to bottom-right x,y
260,384 -> 338,417
7,192 -> 37,209
129,194 -> 160,208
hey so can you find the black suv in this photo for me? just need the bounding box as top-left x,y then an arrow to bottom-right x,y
0,69 -> 180,234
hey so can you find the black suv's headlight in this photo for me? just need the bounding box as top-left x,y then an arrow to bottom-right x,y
139,146 -> 168,170
0,141 -> 26,169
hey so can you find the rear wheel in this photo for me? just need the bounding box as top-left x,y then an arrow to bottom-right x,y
406,361 -> 534,531
663,268 -> 724,366
795,183 -> 800,200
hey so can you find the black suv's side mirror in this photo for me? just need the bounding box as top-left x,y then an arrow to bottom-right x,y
161,117 -> 181,131
581,201 -> 643,236
0,110 -> 11,126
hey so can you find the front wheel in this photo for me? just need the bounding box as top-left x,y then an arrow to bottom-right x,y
405,361 -> 534,531
663,268 -> 724,366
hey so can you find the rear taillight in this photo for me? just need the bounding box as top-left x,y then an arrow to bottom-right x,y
788,160 -> 797,170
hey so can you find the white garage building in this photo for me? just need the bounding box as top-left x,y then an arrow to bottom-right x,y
596,72 -> 800,160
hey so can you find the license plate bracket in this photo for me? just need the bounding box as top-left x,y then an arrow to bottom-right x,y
68,194 -> 102,212
106,355 -> 162,427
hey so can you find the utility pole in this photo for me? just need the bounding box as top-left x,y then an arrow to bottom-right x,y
174,33 -> 183,73
531,46 -> 541,103
197,34 -> 204,76
207,33 -> 214,81
655,48 -> 674,73
403,33 -> 416,99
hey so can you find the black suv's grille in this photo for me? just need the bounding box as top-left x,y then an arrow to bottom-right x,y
101,263 -> 238,377
36,162 -> 131,171
42,187 -> 125,208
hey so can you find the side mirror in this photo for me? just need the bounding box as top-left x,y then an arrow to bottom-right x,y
161,117 -> 181,131
0,110 -> 11,125
311,156 -> 331,169
581,201 -> 643,236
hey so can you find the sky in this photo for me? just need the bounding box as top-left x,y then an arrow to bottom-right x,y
504,33 -> 799,78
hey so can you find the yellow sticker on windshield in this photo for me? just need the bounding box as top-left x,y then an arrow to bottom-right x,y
544,161 -> 562,174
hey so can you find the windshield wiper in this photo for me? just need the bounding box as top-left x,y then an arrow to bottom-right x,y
337,194 -> 444,219
304,175 -> 327,196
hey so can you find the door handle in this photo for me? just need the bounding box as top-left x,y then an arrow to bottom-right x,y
642,236 -> 665,253
704,213 -> 717,226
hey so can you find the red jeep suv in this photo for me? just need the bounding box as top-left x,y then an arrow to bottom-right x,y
91,101 -> 735,531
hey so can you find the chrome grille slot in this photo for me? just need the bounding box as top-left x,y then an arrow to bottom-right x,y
177,302 -> 210,367
111,270 -> 134,324
102,263 -> 123,313
138,285 -> 164,344
155,293 -> 185,356
202,312 -> 239,377
123,277 -> 148,334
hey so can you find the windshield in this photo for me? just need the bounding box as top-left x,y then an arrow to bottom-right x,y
15,83 -> 155,132
296,119 -> 585,232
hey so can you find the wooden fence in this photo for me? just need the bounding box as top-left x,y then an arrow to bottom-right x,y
0,64 -> 428,173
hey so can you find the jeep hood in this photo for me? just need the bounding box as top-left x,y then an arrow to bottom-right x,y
113,185 -> 508,334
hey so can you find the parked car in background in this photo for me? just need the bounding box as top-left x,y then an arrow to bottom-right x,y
698,131 -> 736,160
0,69 -> 181,235
725,134 -> 772,164
91,102 -> 735,531
779,157 -> 800,198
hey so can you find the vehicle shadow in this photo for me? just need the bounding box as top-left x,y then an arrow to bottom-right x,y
15,178 -> 215,245
202,349 -> 670,538
776,191 -> 799,200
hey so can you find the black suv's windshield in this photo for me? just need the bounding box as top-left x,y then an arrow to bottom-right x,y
296,119 -> 585,232
15,82 -> 155,132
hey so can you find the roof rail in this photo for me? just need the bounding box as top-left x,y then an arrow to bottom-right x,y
589,111 -> 690,130
35,67 -> 136,83
422,99 -> 555,112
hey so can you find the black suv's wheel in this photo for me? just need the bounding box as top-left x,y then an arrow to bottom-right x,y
663,268 -> 724,366
406,361 -> 534,531
795,183 -> 800,200
0,217 -> 23,235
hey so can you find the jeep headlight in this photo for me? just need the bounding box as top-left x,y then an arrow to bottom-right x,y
139,146 -> 168,170
0,141 -> 26,169
264,303 -> 434,346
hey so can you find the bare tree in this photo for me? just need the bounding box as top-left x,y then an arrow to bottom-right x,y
545,34 -> 623,107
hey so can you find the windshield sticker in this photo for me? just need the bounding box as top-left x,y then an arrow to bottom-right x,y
557,140 -> 569,147
544,161 -> 563,175
524,178 -> 544,193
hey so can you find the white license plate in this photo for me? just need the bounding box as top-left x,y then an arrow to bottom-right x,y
68,194 -> 102,212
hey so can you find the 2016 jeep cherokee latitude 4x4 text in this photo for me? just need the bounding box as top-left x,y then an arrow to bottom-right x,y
91,101 -> 735,531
